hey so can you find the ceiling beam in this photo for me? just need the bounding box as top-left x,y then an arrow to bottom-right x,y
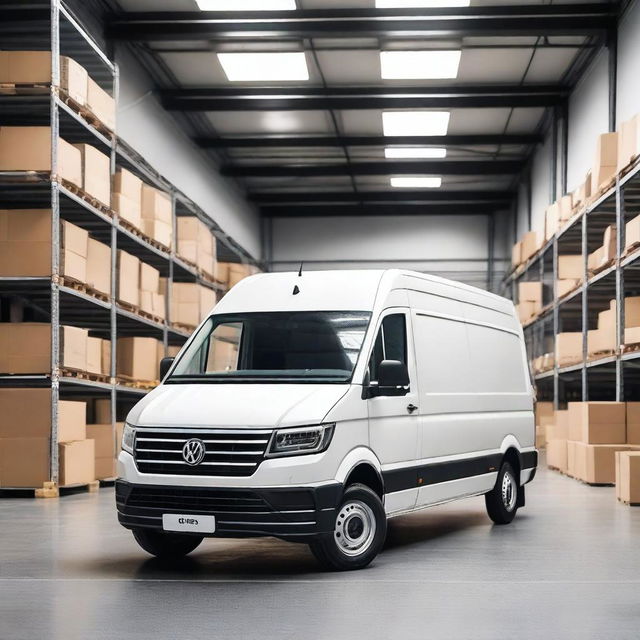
260,203 -> 503,217
250,190 -> 513,204
107,4 -> 616,41
221,160 -> 522,177
162,85 -> 567,111
197,134 -> 542,149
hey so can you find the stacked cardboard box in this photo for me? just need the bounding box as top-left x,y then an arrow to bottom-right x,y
141,185 -> 172,249
86,237 -> 111,296
117,249 -> 140,308
113,168 -> 143,228
588,299 -> 617,357
86,337 -> 111,376
555,332 -> 583,367
617,114 -> 640,173
73,143 -> 110,207
587,225 -> 616,274
0,389 -> 94,487
165,281 -> 217,328
86,422 -> 124,479
177,217 -> 216,276
591,132 -> 618,195
520,231 -> 543,264
0,126 -> 81,187
557,254 -> 582,298
546,409 -> 569,472
86,78 -> 116,132
545,196 -> 574,241
535,401 -> 554,448
116,336 -> 166,382
622,297 -> 640,346
616,451 -> 640,505
139,261 -> 165,320
516,281 -> 542,324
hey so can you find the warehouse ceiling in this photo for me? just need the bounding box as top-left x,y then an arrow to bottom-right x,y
106,0 -> 619,218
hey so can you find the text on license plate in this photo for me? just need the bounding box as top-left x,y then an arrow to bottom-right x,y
162,514 -> 216,533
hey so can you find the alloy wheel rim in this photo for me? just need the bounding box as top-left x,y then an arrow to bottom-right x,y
334,500 -> 376,557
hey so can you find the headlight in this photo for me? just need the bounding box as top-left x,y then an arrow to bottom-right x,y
266,423 -> 335,458
121,423 -> 135,454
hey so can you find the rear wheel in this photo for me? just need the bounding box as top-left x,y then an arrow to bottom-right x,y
309,483 -> 387,571
485,461 -> 519,525
132,528 -> 203,559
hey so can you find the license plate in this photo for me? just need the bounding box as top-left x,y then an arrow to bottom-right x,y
162,514 -> 216,533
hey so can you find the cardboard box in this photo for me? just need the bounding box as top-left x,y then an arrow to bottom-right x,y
177,217 -> 214,254
556,332 -> 583,367
229,263 -> 251,287
519,281 -> 542,305
117,337 -> 161,381
624,296 -> 640,327
535,401 -> 554,426
567,440 -> 580,478
591,132 -> 618,193
94,398 -> 111,424
521,231 -> 543,262
101,339 -> 111,376
141,185 -> 172,224
117,250 -> 140,307
625,326 -> 640,346
86,336 -> 102,375
140,262 -> 160,293
617,115 -> 640,173
558,194 -> 573,220
625,215 -> 640,254
86,237 -> 111,296
114,168 -> 142,202
214,262 -> 230,285
557,279 -> 580,298
558,255 -> 583,280
572,442 -> 632,484
112,192 -> 142,229
0,323 -> 87,373
567,402 -> 626,444
573,182 -> 587,209
86,77 -> 116,132
547,439 -> 568,472
588,328 -> 616,356
626,403 -> 640,444
516,301 -> 537,324
0,52 -> 87,105
199,286 -> 217,320
511,242 -> 522,268
141,219 -> 172,249
545,203 -> 560,241
547,410 -> 569,441
140,291 -> 166,320
59,440 -> 95,486
0,388 -> 53,438
73,144 -> 110,206
58,400 -> 86,443
95,458 -> 116,480
86,423 -> 125,459
616,451 -> 640,504
0,438 -> 50,488
588,247 -> 604,272
0,127 -> 82,187
602,225 -> 617,263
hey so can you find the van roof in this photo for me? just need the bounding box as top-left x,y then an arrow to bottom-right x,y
212,269 -> 511,316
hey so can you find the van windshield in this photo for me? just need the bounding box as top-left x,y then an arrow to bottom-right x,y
166,311 -> 372,383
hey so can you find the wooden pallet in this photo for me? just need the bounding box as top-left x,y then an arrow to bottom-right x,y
117,375 -> 158,390
138,308 -> 166,325
0,82 -> 49,95
624,241 -> 640,259
56,275 -> 110,303
618,155 -> 640,181
0,480 -> 100,499
588,176 -> 617,205
60,178 -> 113,216
58,89 -> 115,138
171,322 -> 196,334
589,258 -> 615,277
59,367 -> 112,384
119,219 -> 171,254
587,349 -> 617,362
622,342 -> 640,354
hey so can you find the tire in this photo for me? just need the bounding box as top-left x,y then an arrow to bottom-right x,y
485,461 -> 519,525
309,483 -> 387,571
132,528 -> 203,559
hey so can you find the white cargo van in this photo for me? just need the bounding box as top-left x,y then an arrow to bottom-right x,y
116,269 -> 537,570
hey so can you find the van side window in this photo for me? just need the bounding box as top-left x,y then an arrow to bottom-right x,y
369,314 -> 407,382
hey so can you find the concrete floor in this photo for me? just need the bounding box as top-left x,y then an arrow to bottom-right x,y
1,461 -> 640,640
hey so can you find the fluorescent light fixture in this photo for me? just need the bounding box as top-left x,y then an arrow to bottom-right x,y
217,52 -> 309,82
196,0 -> 296,9
391,177 -> 442,188
380,50 -> 461,79
376,1 -> 470,7
385,147 -> 447,159
382,111 -> 450,136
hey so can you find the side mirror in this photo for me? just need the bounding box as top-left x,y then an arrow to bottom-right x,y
159,357 -> 175,380
378,359 -> 410,388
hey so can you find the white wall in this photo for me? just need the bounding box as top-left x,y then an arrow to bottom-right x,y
269,214 -> 508,290
567,50 -> 610,192
618,0 -> 640,124
116,48 -> 261,259
530,134 -> 552,236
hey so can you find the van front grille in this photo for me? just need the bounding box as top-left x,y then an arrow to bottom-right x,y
133,428 -> 272,477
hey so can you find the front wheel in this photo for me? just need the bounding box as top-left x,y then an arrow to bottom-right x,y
485,461 -> 519,525
309,483 -> 387,571
132,528 -> 203,559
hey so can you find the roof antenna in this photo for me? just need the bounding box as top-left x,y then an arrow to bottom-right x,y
298,261 -> 304,277
293,262 -> 303,295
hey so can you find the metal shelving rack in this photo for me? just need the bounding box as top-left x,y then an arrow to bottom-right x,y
0,1 -> 262,489
504,160 -> 640,409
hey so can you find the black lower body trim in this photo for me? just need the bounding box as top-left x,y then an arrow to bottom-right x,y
115,481 -> 342,541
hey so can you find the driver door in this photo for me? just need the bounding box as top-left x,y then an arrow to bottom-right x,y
367,310 -> 420,514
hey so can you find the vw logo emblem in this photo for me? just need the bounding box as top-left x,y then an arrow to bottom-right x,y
182,438 -> 206,466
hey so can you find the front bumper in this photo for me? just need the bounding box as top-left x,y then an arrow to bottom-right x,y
115,480 -> 343,541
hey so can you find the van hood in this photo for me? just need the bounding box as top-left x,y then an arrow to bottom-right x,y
127,383 -> 351,429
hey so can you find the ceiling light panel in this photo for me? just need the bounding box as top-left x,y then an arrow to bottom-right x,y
376,1 -> 470,7
391,177 -> 442,188
382,111 -> 450,136
196,0 -> 296,10
380,50 -> 461,79
217,52 -> 309,82
385,147 -> 447,159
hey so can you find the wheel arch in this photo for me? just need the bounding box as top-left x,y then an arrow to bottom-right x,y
335,448 -> 384,498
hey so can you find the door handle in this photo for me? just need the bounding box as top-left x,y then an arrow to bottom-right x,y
407,404 -> 418,414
